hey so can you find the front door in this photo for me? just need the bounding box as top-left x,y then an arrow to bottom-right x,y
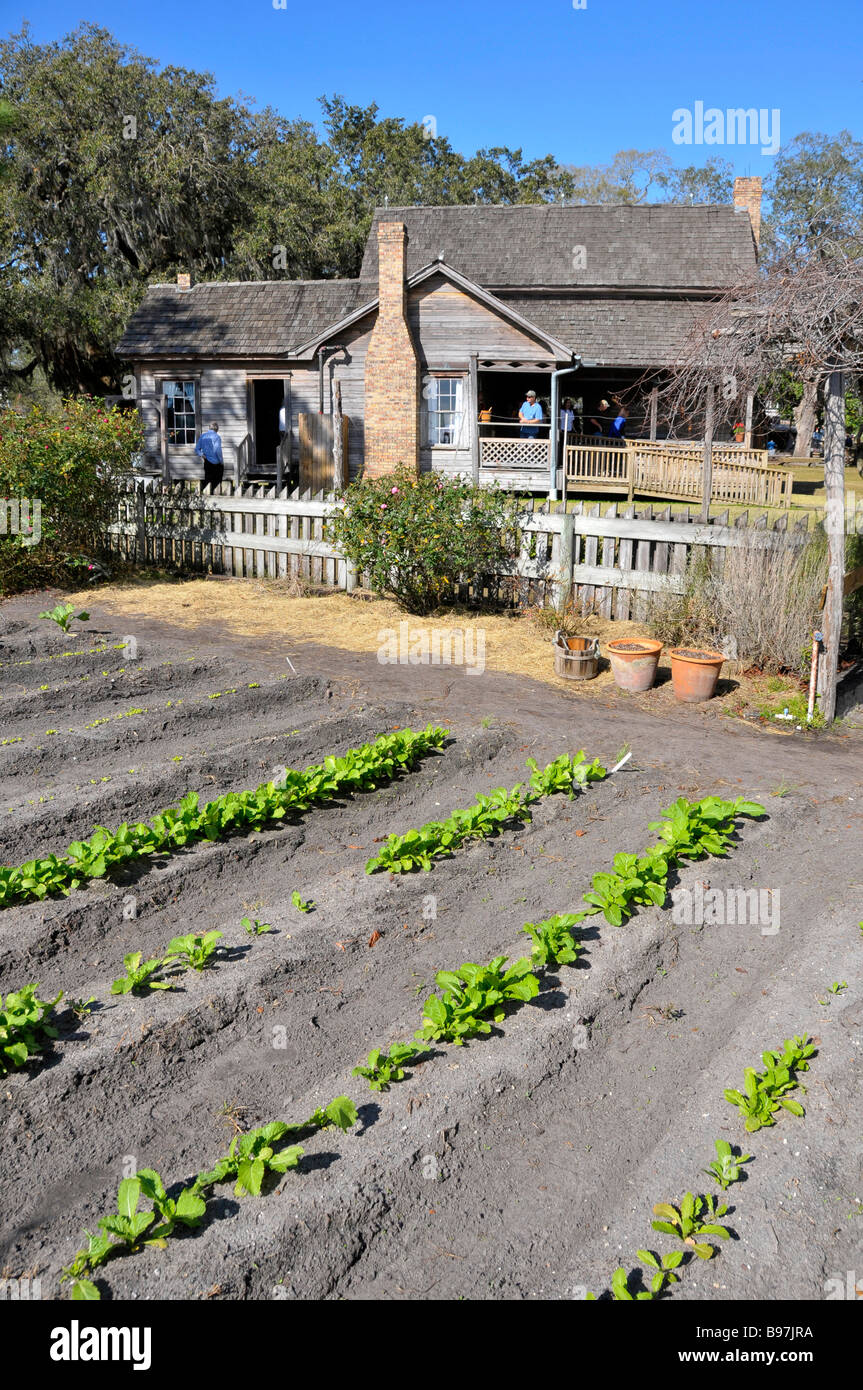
250,379 -> 284,475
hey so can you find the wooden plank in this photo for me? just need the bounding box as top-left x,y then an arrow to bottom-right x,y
573,564 -> 685,594
614,504 -> 635,620
599,501 -> 616,618
843,563 -> 863,597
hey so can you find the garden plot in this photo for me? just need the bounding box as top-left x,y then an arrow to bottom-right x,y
0,605 -> 861,1302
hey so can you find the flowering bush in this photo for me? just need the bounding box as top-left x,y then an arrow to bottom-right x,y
0,397 -> 142,593
327,465 -> 519,615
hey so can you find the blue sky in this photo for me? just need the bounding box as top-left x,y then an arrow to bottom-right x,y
9,0 -> 862,178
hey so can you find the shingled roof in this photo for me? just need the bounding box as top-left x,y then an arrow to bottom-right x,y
498,293 -> 707,367
360,204 -> 756,290
118,203 -> 756,364
116,279 -> 369,358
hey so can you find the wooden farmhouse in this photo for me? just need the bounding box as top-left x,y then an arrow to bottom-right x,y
117,178 -> 762,495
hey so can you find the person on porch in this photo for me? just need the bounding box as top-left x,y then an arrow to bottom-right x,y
518,390 -> 543,438
195,421 -> 224,488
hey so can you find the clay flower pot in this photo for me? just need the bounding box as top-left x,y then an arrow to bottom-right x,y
669,647 -> 725,703
606,637 -> 663,693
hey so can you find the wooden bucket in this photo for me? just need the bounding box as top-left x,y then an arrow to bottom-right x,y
553,632 -> 600,681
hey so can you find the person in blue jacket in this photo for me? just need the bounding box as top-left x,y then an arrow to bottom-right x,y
195,422 -> 224,488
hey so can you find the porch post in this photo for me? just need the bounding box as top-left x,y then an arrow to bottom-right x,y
649,386 -> 658,441
469,353 -> 479,484
701,381 -> 715,523
744,391 -> 754,448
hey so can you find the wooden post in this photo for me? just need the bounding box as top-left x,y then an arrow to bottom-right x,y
649,386 -> 658,441
333,378 -> 344,491
135,482 -> 146,564
701,382 -> 715,523
817,367 -> 846,722
469,354 -> 479,485
557,512 -> 575,611
744,391 -> 754,448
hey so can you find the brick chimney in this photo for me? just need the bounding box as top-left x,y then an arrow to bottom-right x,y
177,271 -> 192,291
733,176 -> 762,251
363,222 -> 419,476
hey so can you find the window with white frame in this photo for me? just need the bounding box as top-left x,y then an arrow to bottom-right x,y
163,380 -> 197,445
426,377 -> 465,446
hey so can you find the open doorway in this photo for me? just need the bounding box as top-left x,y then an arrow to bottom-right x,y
251,379 -> 284,474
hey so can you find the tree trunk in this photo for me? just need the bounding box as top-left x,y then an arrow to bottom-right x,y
817,368 -> 846,722
793,376 -> 820,460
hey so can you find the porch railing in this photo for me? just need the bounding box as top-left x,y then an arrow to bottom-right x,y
565,439 -> 792,507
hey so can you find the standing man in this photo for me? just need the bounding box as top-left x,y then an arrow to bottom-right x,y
195,422 -> 224,488
518,389 -> 544,438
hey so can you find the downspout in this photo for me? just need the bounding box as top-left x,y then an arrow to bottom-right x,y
549,358 -> 582,500
317,345 -> 347,413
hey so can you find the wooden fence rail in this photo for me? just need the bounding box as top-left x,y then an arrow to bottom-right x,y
107,480 -> 812,620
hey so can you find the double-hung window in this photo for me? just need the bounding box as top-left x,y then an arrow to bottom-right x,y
163,380 -> 197,446
426,377 -> 465,446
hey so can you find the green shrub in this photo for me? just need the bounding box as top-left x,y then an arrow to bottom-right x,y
0,396 -> 142,594
326,465 -> 519,615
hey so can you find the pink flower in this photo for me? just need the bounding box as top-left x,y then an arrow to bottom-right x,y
391,486 -> 399,494
64,425 -> 70,430
380,503 -> 387,510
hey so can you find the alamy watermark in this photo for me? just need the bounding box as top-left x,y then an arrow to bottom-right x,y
377,621 -> 485,675
671,883 -> 779,935
1,497 -> 41,546
672,102 -> 780,156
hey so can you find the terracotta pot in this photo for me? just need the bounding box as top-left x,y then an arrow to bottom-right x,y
606,637 -> 663,693
669,647 -> 725,702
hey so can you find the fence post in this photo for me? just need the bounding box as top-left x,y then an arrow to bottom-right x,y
135,483 -> 146,564
556,512 -> 575,610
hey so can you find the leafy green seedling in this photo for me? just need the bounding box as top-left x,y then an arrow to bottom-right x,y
97,1178 -> 156,1250
703,1139 -> 752,1190
241,916 -> 272,935
829,981 -> 847,994
637,1248 -> 685,1294
417,956 -> 539,1046
163,931 -> 223,971
0,983 -> 63,1075
135,1170 -> 206,1240
352,1043 -> 424,1091
522,913 -> 582,967
609,1266 -> 656,1301
723,1035 -> 815,1131
69,996 -> 96,1020
651,1192 -> 730,1259
39,602 -> 89,633
205,1123 -> 305,1197
110,952 -> 174,996
291,891 -> 314,913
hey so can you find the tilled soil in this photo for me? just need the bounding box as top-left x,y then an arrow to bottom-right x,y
0,592 -> 861,1302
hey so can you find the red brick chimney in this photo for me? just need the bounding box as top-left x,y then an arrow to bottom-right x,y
363,222 -> 419,476
733,176 -> 762,252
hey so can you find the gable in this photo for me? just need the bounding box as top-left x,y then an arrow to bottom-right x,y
408,273 -> 567,362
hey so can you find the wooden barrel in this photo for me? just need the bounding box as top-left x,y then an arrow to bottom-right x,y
553,632 -> 600,680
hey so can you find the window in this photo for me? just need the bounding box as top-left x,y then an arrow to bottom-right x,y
163,380 -> 197,445
426,377 -> 465,446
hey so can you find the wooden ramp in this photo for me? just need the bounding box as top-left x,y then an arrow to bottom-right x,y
565,439 -> 793,508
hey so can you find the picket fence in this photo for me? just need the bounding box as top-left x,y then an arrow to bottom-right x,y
107,479 -> 813,620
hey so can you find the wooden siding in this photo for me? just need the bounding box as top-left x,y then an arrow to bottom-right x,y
130,275 -> 562,481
